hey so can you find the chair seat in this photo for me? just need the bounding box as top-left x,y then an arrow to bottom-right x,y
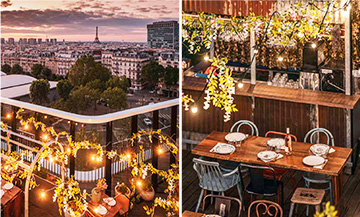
200,172 -> 240,192
303,172 -> 332,183
291,187 -> 325,205
245,179 -> 282,196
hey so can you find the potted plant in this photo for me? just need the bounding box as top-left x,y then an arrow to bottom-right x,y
138,179 -> 155,201
90,178 -> 107,204
115,183 -> 131,214
64,200 -> 86,217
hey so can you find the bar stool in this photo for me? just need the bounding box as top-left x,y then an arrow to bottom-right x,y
303,128 -> 334,214
289,188 -> 325,217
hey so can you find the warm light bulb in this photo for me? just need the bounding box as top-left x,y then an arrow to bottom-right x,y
158,148 -> 163,154
67,148 -> 71,153
94,208 -> 98,213
97,157 -> 102,162
278,56 -> 284,62
91,155 -> 95,161
204,55 -> 209,61
191,106 -> 198,113
311,43 -> 317,48
49,157 -> 54,163
4,166 -> 8,170
67,121 -> 70,124
6,114 -> 11,119
297,32 -> 304,38
24,124 -> 29,130
43,134 -> 48,140
126,154 -> 131,159
238,82 -> 244,88
40,191 -> 45,198
136,181 -> 142,187
254,49 -> 258,54
44,115 -> 47,119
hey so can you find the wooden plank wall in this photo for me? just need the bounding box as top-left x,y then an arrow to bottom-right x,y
182,0 -> 276,17
183,89 -> 348,147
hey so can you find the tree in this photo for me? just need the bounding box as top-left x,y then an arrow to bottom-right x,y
66,86 -> 99,113
86,79 -> 106,92
10,64 -> 24,74
42,67 -> 52,79
31,64 -> 43,78
1,64 -> 11,74
164,66 -> 179,87
101,87 -> 127,111
106,76 -> 131,92
56,80 -> 73,99
68,55 -> 111,87
141,60 -> 165,87
30,79 -> 50,105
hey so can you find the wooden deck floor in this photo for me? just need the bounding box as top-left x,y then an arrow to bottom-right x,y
182,150 -> 360,216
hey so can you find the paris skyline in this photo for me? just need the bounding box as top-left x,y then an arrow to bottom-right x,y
1,0 -> 179,42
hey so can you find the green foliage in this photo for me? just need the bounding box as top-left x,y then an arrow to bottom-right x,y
31,64 -> 43,78
66,86 -> 99,113
101,87 -> 127,110
75,128 -> 100,144
106,75 -> 131,92
164,66 -> 179,87
353,1 -> 360,69
141,60 -> 165,86
56,80 -> 73,99
10,64 -> 24,74
85,79 -> 106,92
1,64 -> 11,74
68,55 -> 111,87
30,79 -> 50,105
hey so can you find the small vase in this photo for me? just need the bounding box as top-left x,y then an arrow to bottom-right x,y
91,187 -> 101,204
139,187 -> 155,201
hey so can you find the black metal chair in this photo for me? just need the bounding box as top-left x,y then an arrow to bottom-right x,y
201,194 -> 242,217
239,163 -> 284,206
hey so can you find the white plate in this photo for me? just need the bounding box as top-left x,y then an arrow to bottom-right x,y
225,132 -> 246,142
3,183 -> 13,190
97,205 -> 108,215
103,197 -> 116,206
310,144 -> 330,155
257,151 -> 277,161
267,138 -> 285,148
0,190 -> 4,198
215,144 -> 236,154
303,156 -> 325,166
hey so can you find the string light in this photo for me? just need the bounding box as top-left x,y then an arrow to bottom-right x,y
311,43 -> 317,48
96,157 -> 102,162
278,56 -> 284,62
24,124 -> 29,130
158,148 -> 163,154
49,156 -> 54,163
297,32 -> 304,38
44,115 -> 47,119
191,106 -> 198,113
43,134 -> 48,140
40,191 -> 45,198
126,154 -> 131,159
254,49 -> 258,54
238,82 -> 244,88
94,208 -> 98,213
67,147 -> 71,153
136,180 -> 142,187
204,55 -> 209,61
91,155 -> 95,161
6,114 -> 11,119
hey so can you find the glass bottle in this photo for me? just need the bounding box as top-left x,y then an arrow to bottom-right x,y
285,127 -> 292,155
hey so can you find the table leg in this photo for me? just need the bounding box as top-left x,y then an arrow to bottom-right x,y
333,171 -> 344,212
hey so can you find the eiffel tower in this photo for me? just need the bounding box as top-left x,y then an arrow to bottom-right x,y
94,26 -> 101,44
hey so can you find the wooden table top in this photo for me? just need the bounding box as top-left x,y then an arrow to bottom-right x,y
86,192 -> 122,217
192,131 -> 353,176
182,210 -> 205,217
1,180 -> 22,207
183,76 -> 360,109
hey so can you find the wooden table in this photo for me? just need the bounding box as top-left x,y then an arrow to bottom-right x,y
192,131 -> 353,208
1,180 -> 23,217
183,210 -> 205,217
86,192 -> 123,217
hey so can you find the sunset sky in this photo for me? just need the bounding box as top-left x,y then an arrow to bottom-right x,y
1,0 -> 179,42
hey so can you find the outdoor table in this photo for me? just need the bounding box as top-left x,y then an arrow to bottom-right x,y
182,210 -> 205,217
192,131 -> 353,210
86,192 -> 123,217
1,180 -> 24,217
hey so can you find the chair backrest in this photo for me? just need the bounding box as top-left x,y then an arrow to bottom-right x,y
230,120 -> 259,136
202,194 -> 242,217
240,163 -> 277,193
265,131 -> 297,142
304,128 -> 335,146
193,158 -> 237,191
248,200 -> 283,217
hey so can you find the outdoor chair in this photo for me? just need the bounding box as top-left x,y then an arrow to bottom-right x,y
201,194 -> 242,217
193,158 -> 244,213
240,163 -> 284,206
264,131 -> 296,190
289,187 -> 325,217
303,128 -> 335,214
247,200 -> 283,217
220,120 -> 258,173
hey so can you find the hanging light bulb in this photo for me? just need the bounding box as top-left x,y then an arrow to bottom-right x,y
44,115 -> 47,119
24,124 -> 29,130
238,82 -> 244,88
6,114 -> 11,119
126,153 -> 131,159
40,191 -> 45,198
297,32 -> 304,38
91,155 -> 95,161
204,55 -> 209,61
43,134 -> 48,140
278,56 -> 284,62
191,106 -> 198,113
158,148 -> 163,154
136,180 -> 142,187
311,43 -> 317,48
49,156 -> 54,163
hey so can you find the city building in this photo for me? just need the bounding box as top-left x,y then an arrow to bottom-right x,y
147,21 -> 179,50
1,38 -> 5,45
8,38 -> 15,45
28,38 -> 37,45
38,38 -> 42,44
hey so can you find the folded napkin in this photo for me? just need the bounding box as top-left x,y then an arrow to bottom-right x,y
260,154 -> 284,163
314,159 -> 328,169
329,148 -> 335,154
210,142 -> 230,153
